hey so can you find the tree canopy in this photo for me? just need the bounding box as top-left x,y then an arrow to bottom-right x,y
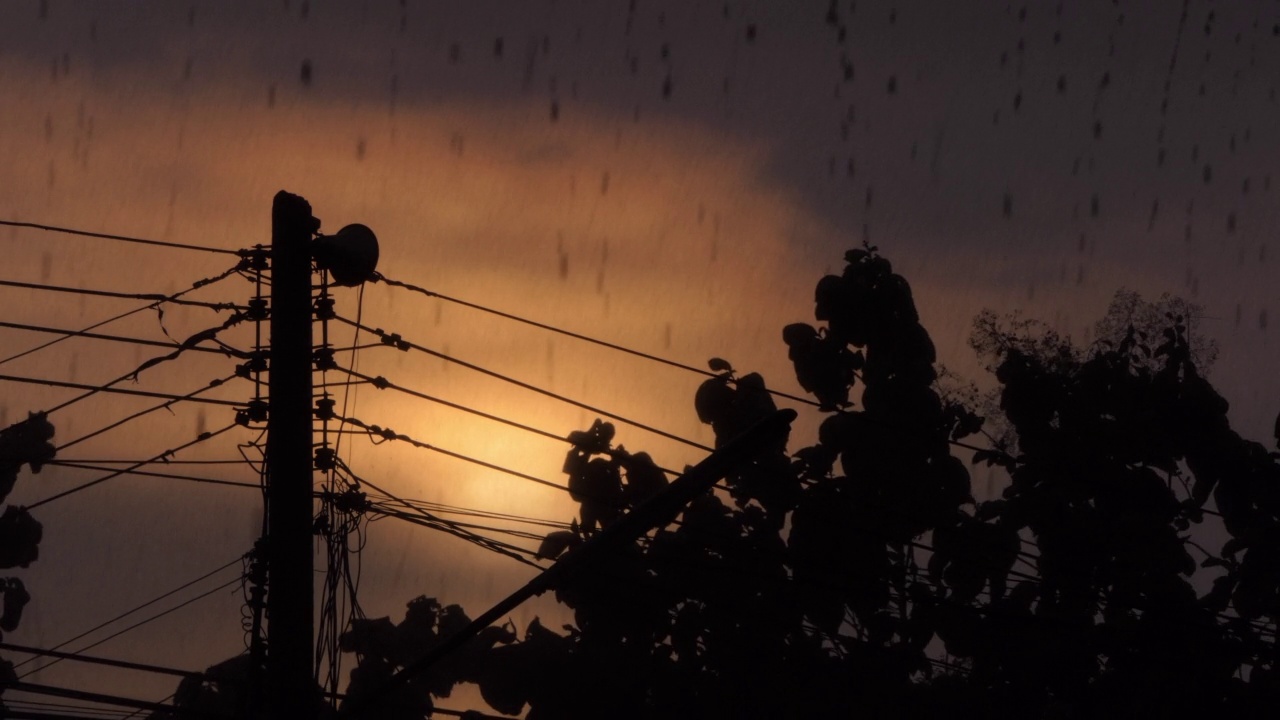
170,249 -> 1280,718
343,247 -> 1280,717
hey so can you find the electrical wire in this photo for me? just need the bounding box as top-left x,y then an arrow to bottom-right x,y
0,219 -> 248,256
15,555 -> 245,675
0,261 -> 245,368
0,373 -> 243,409
54,375 -> 240,452
0,320 -> 231,355
336,414 -> 572,495
43,461 -> 260,491
26,578 -> 240,677
0,642 -> 203,681
333,315 -> 712,452
340,461 -> 542,570
0,278 -> 248,312
365,278 -> 1007,461
336,366 -> 682,475
26,423 -> 241,510
35,314 -> 248,418
372,271 -> 824,410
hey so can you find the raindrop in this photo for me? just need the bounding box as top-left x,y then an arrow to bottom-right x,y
494,37 -> 504,58
746,24 -> 757,43
887,75 -> 897,94
300,60 -> 312,86
1227,212 -> 1237,233
449,44 -> 460,64
550,100 -> 560,121
1057,75 -> 1066,93
1013,90 -> 1023,111
356,138 -> 366,161
600,172 -> 610,196
1261,309 -> 1269,330
39,0 -> 47,20
662,74 -> 672,99
1148,199 -> 1160,230
1002,193 -> 1013,218
1203,164 -> 1212,183
1090,193 -> 1100,217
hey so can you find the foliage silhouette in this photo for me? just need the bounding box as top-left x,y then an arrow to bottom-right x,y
333,248 -> 1279,718
167,249 -> 1280,717
0,412 -> 54,712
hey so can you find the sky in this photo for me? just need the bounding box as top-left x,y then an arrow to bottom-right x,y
0,0 -> 1277,713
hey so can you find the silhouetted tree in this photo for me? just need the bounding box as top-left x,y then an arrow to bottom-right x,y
177,249 -> 1280,718
0,412 -> 54,711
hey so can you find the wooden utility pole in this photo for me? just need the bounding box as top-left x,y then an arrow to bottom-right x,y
266,190 -> 318,719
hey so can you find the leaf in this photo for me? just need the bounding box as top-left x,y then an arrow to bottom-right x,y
536,531 -> 579,560
708,357 -> 734,373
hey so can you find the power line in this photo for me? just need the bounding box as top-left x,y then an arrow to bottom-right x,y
55,375 -> 240,452
369,274 -> 1010,461
337,415 -> 573,495
339,462 -> 543,570
18,576 -> 242,683
0,320 -> 230,355
0,373 -> 243,410
337,367 -> 682,476
14,556 -> 245,672
0,219 -> 247,256
3,682 -> 196,717
27,423 -> 240,510
0,278 -> 249,312
45,461 -> 260,492
2,703 -> 139,720
334,316 -> 713,452
0,261 -> 244,368
49,459 -> 253,466
0,642 -> 203,681
372,271 -> 823,409
39,314 -> 248,418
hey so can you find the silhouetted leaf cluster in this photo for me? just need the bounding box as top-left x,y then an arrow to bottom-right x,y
169,249 -> 1280,717
0,412 -> 53,711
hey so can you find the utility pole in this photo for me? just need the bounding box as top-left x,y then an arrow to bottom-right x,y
266,190 -> 319,719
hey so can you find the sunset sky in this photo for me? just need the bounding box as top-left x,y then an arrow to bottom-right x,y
0,0 -> 1277,712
